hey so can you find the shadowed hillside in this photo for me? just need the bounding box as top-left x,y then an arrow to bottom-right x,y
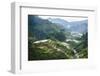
28,15 -> 88,60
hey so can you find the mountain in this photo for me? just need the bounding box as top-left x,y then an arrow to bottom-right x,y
48,18 -> 69,29
28,39 -> 74,60
28,15 -> 66,41
69,20 -> 88,33
48,18 -> 88,33
28,15 -> 88,60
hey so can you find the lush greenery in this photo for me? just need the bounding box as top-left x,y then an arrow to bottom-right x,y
28,15 -> 88,60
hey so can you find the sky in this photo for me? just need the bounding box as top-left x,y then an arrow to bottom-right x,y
38,15 -> 88,22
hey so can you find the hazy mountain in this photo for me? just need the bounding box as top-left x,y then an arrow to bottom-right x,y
69,20 -> 88,33
48,18 -> 69,29
48,18 -> 88,33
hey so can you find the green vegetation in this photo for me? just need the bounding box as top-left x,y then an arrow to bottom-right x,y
28,39 -> 74,60
28,15 -> 88,60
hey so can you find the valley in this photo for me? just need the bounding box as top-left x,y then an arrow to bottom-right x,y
28,15 -> 88,60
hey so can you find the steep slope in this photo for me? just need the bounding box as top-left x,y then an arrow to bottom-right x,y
28,39 -> 75,60
28,15 -> 66,41
28,15 -> 88,60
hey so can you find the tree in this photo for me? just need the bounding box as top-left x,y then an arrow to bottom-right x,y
54,31 -> 66,41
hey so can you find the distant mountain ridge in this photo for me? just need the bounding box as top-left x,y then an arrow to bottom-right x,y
48,18 -> 88,33
48,18 -> 69,29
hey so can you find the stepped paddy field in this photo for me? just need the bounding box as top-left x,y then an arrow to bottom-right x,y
28,15 -> 88,60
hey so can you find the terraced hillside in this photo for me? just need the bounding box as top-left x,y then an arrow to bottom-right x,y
28,15 -> 88,60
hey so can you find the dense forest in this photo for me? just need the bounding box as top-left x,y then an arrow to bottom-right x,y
28,15 -> 88,60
